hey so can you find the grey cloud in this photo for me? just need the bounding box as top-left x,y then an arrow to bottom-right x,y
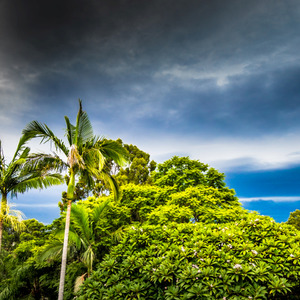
153,62 -> 300,138
1,0 -> 300,146
2,0 -> 300,224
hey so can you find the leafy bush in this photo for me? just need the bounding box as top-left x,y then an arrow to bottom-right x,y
78,214 -> 300,299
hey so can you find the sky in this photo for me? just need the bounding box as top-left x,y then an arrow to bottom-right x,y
1,0 -> 300,224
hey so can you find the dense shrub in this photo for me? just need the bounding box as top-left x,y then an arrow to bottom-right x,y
78,214 -> 300,299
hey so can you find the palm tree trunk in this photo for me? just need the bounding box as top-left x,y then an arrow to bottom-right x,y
58,173 -> 75,300
0,194 -> 7,252
58,199 -> 72,300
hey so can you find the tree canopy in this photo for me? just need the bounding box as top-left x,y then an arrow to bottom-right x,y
152,156 -> 226,191
286,209 -> 300,231
116,142 -> 156,185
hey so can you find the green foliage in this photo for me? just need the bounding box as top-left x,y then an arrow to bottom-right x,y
22,100 -> 128,205
0,139 -> 63,200
59,139 -> 157,205
147,204 -> 194,225
1,209 -> 26,252
21,100 -> 129,300
152,156 -> 226,191
0,138 -> 63,252
116,142 -> 156,185
2,151 -> 300,300
0,219 -> 56,300
286,209 -> 300,231
84,195 -> 132,240
120,183 -> 174,222
78,217 -> 300,299
166,185 -> 240,223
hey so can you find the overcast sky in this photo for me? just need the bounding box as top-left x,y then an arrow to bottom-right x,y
1,0 -> 300,223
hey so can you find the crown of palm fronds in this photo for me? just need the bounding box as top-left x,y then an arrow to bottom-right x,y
0,138 -> 64,198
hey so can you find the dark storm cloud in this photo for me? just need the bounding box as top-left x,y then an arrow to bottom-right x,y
1,0 -> 300,140
174,65 -> 300,137
2,1 -> 298,90
2,0 -> 300,223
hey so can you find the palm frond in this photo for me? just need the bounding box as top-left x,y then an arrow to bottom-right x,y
98,173 -> 121,201
97,139 -> 129,167
22,120 -> 69,156
78,168 -> 95,190
2,203 -> 26,232
111,226 -> 125,243
81,245 -> 95,275
1,145 -> 64,198
74,273 -> 86,293
71,204 -> 91,242
64,116 -> 76,146
68,144 -> 85,169
83,148 -> 105,174
0,286 -> 11,300
38,240 -> 64,262
39,228 -> 86,264
12,135 -> 30,161
24,153 -> 67,174
68,230 -> 84,250
11,173 -> 63,194
74,99 -> 94,146
92,199 -> 110,225
16,145 -> 30,161
0,263 -> 32,300
3,158 -> 26,187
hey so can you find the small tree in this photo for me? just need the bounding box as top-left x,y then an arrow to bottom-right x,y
39,200 -> 110,295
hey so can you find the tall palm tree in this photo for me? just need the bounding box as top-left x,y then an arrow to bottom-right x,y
0,139 -> 63,252
21,99 -> 128,300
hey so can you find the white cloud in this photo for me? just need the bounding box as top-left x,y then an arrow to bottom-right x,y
3,103 -> 300,174
154,44 -> 300,89
15,203 -> 58,208
0,66 -> 34,117
131,132 -> 300,172
240,197 -> 300,202
156,62 -> 248,87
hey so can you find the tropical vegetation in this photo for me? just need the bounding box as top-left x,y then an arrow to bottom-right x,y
287,209 -> 300,231
1,103 -> 300,299
20,100 -> 128,300
0,138 -> 63,252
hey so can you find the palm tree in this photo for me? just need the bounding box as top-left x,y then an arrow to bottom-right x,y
21,99 -> 128,300
39,200 -> 110,293
0,139 -> 63,252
